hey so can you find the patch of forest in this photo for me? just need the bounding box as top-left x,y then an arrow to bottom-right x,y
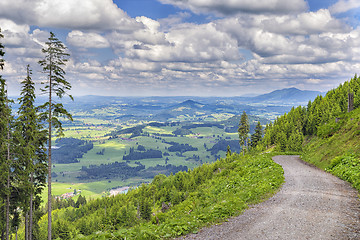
52,138 -> 94,164
164,140 -> 198,153
123,147 -> 163,160
78,162 -> 145,180
208,139 -> 241,155
107,125 -> 146,138
140,164 -> 188,178
78,161 -> 188,181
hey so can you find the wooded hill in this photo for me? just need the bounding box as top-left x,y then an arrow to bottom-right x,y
261,74 -> 360,191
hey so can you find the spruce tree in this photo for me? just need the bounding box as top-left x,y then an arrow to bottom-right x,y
0,26 -> 5,240
238,111 -> 250,155
38,32 -> 73,240
16,65 -> 47,240
0,27 -> 13,240
251,121 -> 263,148
226,145 -> 231,157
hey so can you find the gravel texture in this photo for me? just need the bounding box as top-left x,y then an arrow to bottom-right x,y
182,155 -> 360,240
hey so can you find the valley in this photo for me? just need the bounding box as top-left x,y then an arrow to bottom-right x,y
46,88 -> 321,200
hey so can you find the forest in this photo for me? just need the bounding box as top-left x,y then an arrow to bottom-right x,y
0,30 -> 73,240
52,138 -> 93,164
261,75 -> 360,152
122,149 -> 163,161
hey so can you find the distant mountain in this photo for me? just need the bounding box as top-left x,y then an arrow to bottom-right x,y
172,100 -> 205,109
249,88 -> 322,104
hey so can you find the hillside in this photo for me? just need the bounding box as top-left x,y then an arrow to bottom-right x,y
302,107 -> 360,190
30,153 -> 284,239
249,87 -> 322,104
262,75 -> 360,192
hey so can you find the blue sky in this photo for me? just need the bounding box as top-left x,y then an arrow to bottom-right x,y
0,0 -> 360,96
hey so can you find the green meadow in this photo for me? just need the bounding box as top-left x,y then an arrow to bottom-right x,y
50,112 -> 241,201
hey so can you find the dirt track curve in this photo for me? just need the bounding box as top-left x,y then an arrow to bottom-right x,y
183,155 -> 360,240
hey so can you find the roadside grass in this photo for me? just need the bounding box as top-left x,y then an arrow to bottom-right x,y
302,107 -> 360,169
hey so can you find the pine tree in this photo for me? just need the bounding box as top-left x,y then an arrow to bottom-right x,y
226,145 -> 231,157
251,121 -> 263,148
238,111 -> 250,155
38,32 -> 73,240
16,65 -> 47,240
0,27 -> 13,240
0,28 -> 4,70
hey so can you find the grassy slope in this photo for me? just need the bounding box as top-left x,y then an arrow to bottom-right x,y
302,107 -> 360,191
33,153 -> 284,240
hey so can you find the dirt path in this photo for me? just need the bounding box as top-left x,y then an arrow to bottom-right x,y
183,155 -> 360,240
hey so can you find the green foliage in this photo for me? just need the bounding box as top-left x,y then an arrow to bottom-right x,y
327,154 -> 360,191
34,153 -> 283,239
0,28 -> 4,70
261,74 -> 360,152
302,106 -> 360,170
238,111 -> 250,153
251,121 -> 263,148
38,31 -> 73,239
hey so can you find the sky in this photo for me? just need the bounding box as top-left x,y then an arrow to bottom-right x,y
0,0 -> 360,97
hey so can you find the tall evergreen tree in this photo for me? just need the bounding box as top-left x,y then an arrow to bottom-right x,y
0,26 -> 5,240
251,121 -> 263,148
0,27 -> 13,240
16,65 -> 47,240
38,32 -> 73,240
238,111 -> 250,155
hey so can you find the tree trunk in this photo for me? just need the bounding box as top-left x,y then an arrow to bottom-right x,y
29,173 -> 33,240
47,60 -> 52,240
25,213 -> 28,240
5,114 -> 10,240
5,172 -> 9,240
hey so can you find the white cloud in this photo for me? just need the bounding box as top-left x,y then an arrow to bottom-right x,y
133,17 -> 168,45
1,0 -> 360,96
0,0 -> 142,31
262,9 -> 349,35
329,0 -> 360,14
159,0 -> 308,15
67,31 -> 110,48
126,23 -> 240,63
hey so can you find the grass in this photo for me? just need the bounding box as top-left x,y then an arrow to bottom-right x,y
301,107 -> 360,192
35,153 -> 284,240
302,107 -> 360,170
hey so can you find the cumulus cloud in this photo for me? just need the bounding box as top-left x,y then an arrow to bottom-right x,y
261,9 -> 349,35
1,0 -> 360,96
159,0 -> 308,15
67,31 -> 110,48
126,23 -> 240,63
0,0 -> 142,31
329,0 -> 360,14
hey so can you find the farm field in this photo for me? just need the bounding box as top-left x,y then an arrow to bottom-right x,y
47,93 -> 308,201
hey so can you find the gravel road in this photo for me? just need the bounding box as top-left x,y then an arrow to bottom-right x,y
183,155 -> 360,240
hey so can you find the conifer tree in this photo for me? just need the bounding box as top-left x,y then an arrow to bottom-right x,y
38,32 -> 73,240
0,26 -> 5,240
251,121 -> 263,148
16,65 -> 47,240
0,28 -> 4,71
238,111 -> 250,155
226,145 -> 231,157
0,27 -> 13,240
